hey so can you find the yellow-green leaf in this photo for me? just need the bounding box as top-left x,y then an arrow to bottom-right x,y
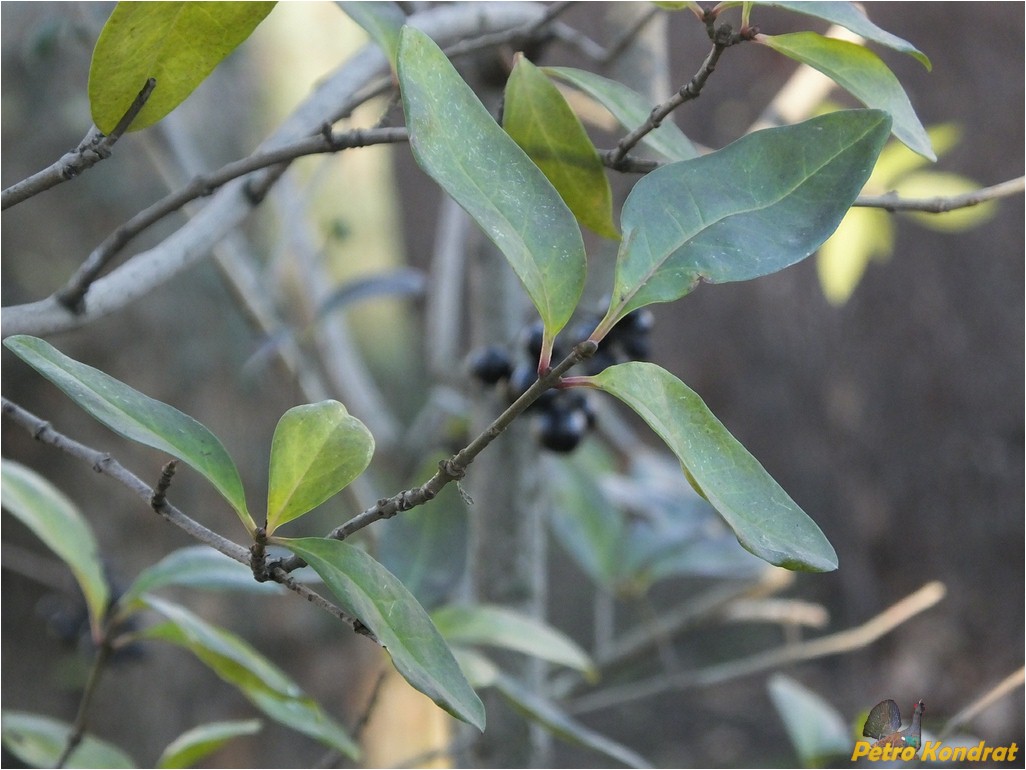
89,2 -> 275,133
544,66 -> 698,162
817,207 -> 893,305
504,55 -> 618,239
156,720 -> 262,769
265,401 -> 374,535
897,171 -> 1000,232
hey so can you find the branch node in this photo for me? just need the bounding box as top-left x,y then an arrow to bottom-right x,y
440,456 -> 467,481
250,532 -> 271,582
575,339 -> 599,359
92,453 -> 114,474
149,459 -> 178,509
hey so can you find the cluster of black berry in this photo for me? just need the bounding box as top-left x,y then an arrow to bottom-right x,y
466,306 -> 655,453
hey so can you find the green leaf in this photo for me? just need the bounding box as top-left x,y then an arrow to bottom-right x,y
543,67 -> 698,161
591,362 -> 838,571
450,647 -> 501,689
504,55 -> 619,239
746,1 -> 931,69
546,451 -> 767,593
867,123 -> 959,188
758,33 -> 933,159
338,1 -> 404,66
768,675 -> 851,767
595,110 -> 891,333
88,2 -> 276,133
3,335 -> 254,533
1,461 -> 110,634
265,401 -> 374,535
491,673 -> 653,768
432,604 -> 594,676
377,453 -> 468,609
156,720 -> 262,769
277,536 -> 486,731
397,26 -> 585,359
544,454 -> 630,592
139,596 -> 359,759
1,711 -> 135,769
119,546 -> 287,612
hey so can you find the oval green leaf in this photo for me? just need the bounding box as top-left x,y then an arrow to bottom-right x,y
596,110 -> 891,333
1,711 -> 135,769
432,603 -> 594,676
265,401 -> 374,535
504,55 -> 619,239
140,596 -> 359,759
591,362 -> 838,571
278,536 -> 486,731
543,67 -> 698,161
156,720 -> 262,769
768,674 -> 852,766
338,1 -> 404,67
747,1 -> 931,69
758,32 -> 934,159
1,461 -> 110,635
88,2 -> 276,133
4,335 -> 254,533
397,26 -> 586,354
119,546 -> 287,612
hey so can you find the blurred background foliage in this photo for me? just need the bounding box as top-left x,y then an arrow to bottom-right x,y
2,2 -> 1022,766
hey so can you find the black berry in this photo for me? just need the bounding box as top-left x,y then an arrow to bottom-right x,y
535,404 -> 589,452
468,345 -> 513,384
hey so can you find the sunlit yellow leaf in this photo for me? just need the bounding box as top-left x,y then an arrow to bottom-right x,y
897,171 -> 999,232
869,123 -> 963,189
817,208 -> 893,305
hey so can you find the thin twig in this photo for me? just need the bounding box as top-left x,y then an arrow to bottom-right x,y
567,581 -> 947,715
938,667 -> 1025,740
551,568 -> 794,699
1,78 -> 157,211
351,666 -> 389,742
272,339 -> 599,574
55,635 -> 113,768
855,176 -> 1025,212
0,5 -> 559,339
54,126 -> 409,312
0,396 -> 373,641
607,22 -> 748,169
601,5 -> 661,65
150,459 -> 177,509
442,1 -> 574,59
598,150 -> 660,174
1,397 -> 249,560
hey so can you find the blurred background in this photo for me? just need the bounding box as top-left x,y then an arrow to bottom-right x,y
2,2 -> 1022,767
